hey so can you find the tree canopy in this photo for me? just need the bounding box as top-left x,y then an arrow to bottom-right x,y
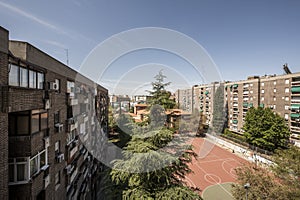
110,128 -> 202,200
212,83 -> 225,134
243,107 -> 290,151
148,70 -> 175,110
232,146 -> 300,200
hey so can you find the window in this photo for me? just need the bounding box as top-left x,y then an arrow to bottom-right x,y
250,97 -> 253,101
261,82 -> 264,86
67,81 -> 75,94
41,113 -> 48,130
30,157 -> 39,175
9,64 -> 19,86
31,114 -> 39,134
29,70 -> 36,88
285,88 -> 289,93
8,63 -> 44,89
274,81 -> 277,85
285,79 -> 289,84
9,158 -> 29,183
250,90 -> 253,94
285,114 -> 289,120
261,97 -> 264,101
285,96 -> 289,101
261,89 -> 264,94
273,105 -> 276,109
55,141 -> 60,154
274,88 -> 277,93
285,105 -> 289,110
29,150 -> 48,177
31,110 -> 48,134
20,67 -> 28,87
37,73 -> 44,89
9,111 -> 30,136
273,97 -> 276,101
54,111 -> 60,125
250,83 -> 253,87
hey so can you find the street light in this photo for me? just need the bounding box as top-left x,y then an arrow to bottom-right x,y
244,183 -> 250,200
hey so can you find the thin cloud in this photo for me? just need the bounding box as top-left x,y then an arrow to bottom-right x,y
43,40 -> 67,49
0,1 -> 69,36
0,1 -> 96,44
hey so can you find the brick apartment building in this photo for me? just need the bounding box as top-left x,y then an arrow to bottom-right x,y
0,27 -> 109,199
176,70 -> 300,147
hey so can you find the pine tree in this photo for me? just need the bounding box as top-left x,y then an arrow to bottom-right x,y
148,70 -> 175,110
212,83 -> 225,134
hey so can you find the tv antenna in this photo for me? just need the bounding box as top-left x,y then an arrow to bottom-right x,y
65,49 -> 69,66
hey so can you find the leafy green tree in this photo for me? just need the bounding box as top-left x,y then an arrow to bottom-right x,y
232,146 -> 300,200
243,107 -> 290,151
148,70 -> 175,110
212,83 -> 225,133
110,128 -> 202,200
232,164 -> 288,200
271,146 -> 300,198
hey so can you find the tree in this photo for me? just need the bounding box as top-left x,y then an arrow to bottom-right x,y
110,127 -> 202,199
232,146 -> 300,200
148,70 -> 175,110
271,146 -> 300,198
212,83 -> 225,133
243,107 -> 290,151
232,164 -> 288,200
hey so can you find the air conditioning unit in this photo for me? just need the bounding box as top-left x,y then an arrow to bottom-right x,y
49,82 -> 59,91
65,165 -> 72,175
44,175 -> 50,188
67,118 -> 75,125
55,123 -> 64,133
43,137 -> 50,148
44,99 -> 51,110
73,139 -> 79,145
56,153 -> 64,163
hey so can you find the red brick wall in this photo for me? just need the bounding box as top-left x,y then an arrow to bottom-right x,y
0,26 -> 9,200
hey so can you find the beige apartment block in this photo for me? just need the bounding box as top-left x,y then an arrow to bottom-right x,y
176,70 -> 300,146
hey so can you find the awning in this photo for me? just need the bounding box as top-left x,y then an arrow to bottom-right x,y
291,87 -> 300,93
290,104 -> 300,110
205,91 -> 209,95
243,103 -> 248,108
232,120 -> 238,124
233,84 -> 238,88
290,113 -> 300,118
249,103 -> 253,108
259,103 -> 264,108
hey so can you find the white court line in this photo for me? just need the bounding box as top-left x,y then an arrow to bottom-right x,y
198,157 -> 232,164
195,161 -> 233,198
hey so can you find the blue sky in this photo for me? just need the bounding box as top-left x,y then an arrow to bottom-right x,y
1,0 -> 300,94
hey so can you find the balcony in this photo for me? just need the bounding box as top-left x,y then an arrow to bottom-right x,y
291,86 -> 300,93
290,104 -> 300,111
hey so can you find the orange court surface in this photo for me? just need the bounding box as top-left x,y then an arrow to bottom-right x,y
185,137 -> 248,197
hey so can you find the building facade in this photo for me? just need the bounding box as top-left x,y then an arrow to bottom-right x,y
0,27 -> 109,200
175,71 -> 300,146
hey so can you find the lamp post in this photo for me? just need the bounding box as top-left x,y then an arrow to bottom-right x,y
244,183 -> 250,200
